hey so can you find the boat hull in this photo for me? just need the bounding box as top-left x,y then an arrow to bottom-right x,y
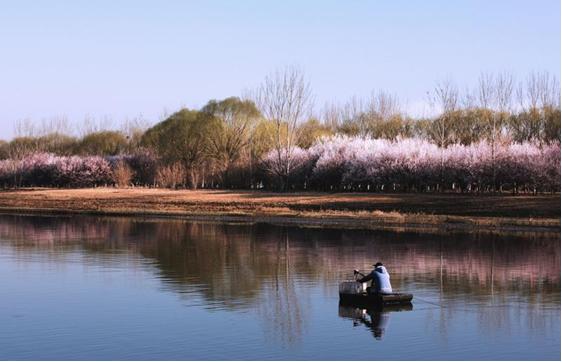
339,292 -> 413,306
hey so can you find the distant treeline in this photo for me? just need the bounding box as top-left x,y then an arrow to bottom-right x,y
0,68 -> 560,193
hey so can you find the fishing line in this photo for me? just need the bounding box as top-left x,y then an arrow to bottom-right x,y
413,296 -> 513,312
413,296 -> 448,308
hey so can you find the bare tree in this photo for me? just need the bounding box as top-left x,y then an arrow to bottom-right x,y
256,66 -> 313,190
515,72 -> 561,143
325,91 -> 402,138
492,72 -> 514,190
40,116 -> 72,136
491,72 -> 514,143
340,96 -> 366,136
121,116 -> 151,137
537,71 -> 560,109
78,115 -> 114,137
474,73 -> 496,188
495,72 -> 514,113
321,101 -> 342,131
431,79 -> 459,148
14,118 -> 38,138
367,90 -> 400,121
523,72 -> 540,110
12,116 -> 72,156
365,90 -> 402,138
477,72 -> 495,108
120,115 -> 151,151
430,79 -> 459,190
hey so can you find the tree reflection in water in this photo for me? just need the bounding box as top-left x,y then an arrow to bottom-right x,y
0,214 -> 559,345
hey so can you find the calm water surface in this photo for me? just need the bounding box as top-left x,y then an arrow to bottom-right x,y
0,214 -> 559,360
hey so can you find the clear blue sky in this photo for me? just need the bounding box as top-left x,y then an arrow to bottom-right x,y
0,0 -> 559,139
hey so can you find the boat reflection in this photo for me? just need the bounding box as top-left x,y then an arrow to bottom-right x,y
338,301 -> 413,340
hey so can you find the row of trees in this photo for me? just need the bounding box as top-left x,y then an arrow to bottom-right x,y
0,68 -> 559,192
0,150 -> 160,188
0,153 -> 113,188
262,136 -> 560,193
1,136 -> 558,192
0,129 -> 143,160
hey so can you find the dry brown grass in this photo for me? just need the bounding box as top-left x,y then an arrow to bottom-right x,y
0,188 -> 559,232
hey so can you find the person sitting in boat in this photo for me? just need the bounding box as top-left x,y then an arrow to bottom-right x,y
357,262 -> 393,295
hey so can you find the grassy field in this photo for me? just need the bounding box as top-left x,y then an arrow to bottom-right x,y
0,188 -> 559,233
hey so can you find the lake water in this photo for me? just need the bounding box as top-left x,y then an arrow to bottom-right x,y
0,214 -> 559,360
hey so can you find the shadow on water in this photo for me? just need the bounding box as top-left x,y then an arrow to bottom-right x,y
0,213 -> 559,351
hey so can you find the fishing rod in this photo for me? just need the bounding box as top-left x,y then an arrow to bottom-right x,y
353,269 -> 366,279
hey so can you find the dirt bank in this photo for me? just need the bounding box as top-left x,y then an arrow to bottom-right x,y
0,188 -> 559,233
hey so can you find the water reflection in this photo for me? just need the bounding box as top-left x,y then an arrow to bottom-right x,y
0,214 -> 559,351
1,215 -> 558,299
338,301 -> 413,340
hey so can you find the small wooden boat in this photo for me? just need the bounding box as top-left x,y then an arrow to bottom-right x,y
339,281 -> 413,306
339,291 -> 413,306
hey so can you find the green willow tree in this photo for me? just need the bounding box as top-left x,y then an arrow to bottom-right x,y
141,108 -> 220,189
78,131 -> 128,156
201,97 -> 262,187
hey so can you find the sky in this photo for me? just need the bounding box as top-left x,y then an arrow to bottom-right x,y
0,0 -> 560,140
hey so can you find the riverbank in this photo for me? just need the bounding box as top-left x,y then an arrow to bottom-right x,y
0,188 -> 559,233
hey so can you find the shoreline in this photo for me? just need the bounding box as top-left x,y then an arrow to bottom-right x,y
0,188 -> 559,235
